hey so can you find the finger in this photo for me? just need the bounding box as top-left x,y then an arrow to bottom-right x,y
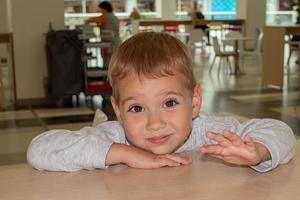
206,132 -> 231,146
222,130 -> 243,146
208,154 -> 245,165
163,154 -> 192,165
200,144 -> 224,155
244,135 -> 255,147
156,157 -> 181,167
207,153 -> 224,160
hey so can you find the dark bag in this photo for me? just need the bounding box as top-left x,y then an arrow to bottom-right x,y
45,29 -> 83,98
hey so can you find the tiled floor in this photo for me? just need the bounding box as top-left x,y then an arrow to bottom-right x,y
0,45 -> 299,166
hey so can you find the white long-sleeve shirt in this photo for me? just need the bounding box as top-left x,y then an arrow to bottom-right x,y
27,114 -> 296,172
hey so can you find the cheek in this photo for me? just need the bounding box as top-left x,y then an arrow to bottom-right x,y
121,117 -> 145,141
166,117 -> 190,136
172,106 -> 193,134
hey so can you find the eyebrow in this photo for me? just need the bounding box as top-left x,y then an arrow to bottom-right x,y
121,91 -> 185,105
121,95 -> 141,105
160,91 -> 185,98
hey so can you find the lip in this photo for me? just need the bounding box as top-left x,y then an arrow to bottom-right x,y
146,135 -> 171,144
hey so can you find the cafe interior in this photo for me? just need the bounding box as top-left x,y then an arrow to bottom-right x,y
0,0 -> 299,167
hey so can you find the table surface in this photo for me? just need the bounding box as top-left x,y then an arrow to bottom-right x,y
0,140 -> 299,200
223,36 -> 253,41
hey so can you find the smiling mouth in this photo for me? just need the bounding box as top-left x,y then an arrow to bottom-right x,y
147,135 -> 171,144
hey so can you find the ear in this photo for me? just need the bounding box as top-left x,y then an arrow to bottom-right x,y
111,96 -> 122,123
192,84 -> 202,119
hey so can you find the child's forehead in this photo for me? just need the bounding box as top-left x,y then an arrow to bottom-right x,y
115,73 -> 190,95
119,72 -> 185,84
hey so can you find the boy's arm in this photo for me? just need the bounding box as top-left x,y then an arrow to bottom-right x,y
241,119 -> 295,172
27,122 -> 123,172
85,15 -> 106,25
106,143 -> 192,168
200,117 -> 296,172
201,130 -> 272,166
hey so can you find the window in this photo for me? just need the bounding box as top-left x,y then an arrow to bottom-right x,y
64,0 -> 156,28
137,0 -> 155,12
176,0 -> 236,19
266,0 -> 296,25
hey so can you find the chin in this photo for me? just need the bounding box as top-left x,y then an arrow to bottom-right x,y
150,147 -> 175,155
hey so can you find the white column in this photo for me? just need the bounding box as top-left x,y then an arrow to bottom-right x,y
237,0 -> 265,48
236,0 -> 247,19
0,0 -> 11,32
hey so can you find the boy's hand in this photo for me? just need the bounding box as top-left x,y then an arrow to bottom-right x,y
106,143 -> 192,169
200,130 -> 271,166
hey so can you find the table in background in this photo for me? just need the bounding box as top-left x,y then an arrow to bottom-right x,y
193,19 -> 245,34
223,37 -> 253,75
0,140 -> 299,200
132,19 -> 245,34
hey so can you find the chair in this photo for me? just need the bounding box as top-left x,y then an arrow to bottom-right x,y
286,35 -> 300,66
239,31 -> 263,67
187,29 -> 206,51
210,37 -> 236,74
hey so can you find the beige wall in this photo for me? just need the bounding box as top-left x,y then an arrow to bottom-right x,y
0,0 -> 10,62
10,0 -> 64,100
156,0 -> 177,19
246,0 -> 265,34
236,0 -> 265,48
243,0 -> 265,48
0,0 -> 9,32
236,0 -> 247,19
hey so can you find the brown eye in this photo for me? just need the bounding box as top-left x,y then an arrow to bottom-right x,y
129,105 -> 144,113
164,99 -> 179,108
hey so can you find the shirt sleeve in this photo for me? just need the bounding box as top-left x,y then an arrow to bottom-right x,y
27,121 -> 125,172
98,15 -> 106,26
200,115 -> 296,172
237,119 -> 296,172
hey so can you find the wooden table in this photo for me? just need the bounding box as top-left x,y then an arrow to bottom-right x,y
0,140 -> 299,200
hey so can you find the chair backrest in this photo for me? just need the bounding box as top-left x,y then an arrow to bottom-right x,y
188,29 -> 205,46
212,36 -> 221,55
254,31 -> 263,54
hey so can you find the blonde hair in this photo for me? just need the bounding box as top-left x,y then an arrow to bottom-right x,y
108,32 -> 197,103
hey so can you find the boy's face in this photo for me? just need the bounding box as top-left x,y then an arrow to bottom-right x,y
111,73 -> 201,154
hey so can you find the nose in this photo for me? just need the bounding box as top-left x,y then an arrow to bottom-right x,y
146,111 -> 166,131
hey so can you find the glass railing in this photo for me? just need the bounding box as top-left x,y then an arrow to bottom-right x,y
175,11 -> 236,20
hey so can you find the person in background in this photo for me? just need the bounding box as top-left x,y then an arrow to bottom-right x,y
189,1 -> 210,44
86,1 -> 121,67
27,32 -> 295,172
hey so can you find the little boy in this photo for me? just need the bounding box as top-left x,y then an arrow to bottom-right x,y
27,32 -> 296,172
